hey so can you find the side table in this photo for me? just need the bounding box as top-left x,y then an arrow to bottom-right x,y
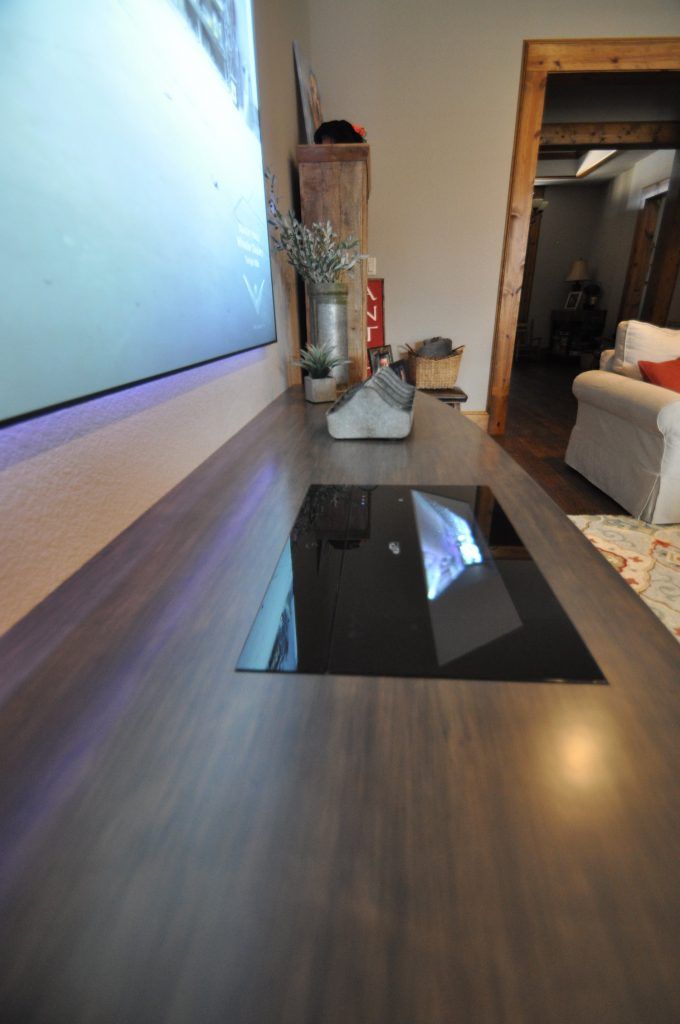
550,308 -> 607,358
421,387 -> 468,411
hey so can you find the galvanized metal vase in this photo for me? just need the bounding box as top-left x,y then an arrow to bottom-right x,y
308,282 -> 349,385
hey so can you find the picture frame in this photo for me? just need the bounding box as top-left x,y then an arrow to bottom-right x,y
293,41 -> 324,144
369,346 -> 393,375
564,291 -> 583,310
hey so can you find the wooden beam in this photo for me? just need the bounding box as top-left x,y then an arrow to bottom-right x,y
540,121 -> 680,149
641,150 -> 680,326
526,38 -> 680,73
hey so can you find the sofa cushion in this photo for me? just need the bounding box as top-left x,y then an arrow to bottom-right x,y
612,320 -> 680,379
639,356 -> 680,394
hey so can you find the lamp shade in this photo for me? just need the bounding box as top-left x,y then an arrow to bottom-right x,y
566,258 -> 589,283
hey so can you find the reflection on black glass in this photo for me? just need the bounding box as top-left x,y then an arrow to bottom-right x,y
411,490 -> 522,664
239,542 -> 299,671
237,485 -> 606,684
411,490 -> 483,598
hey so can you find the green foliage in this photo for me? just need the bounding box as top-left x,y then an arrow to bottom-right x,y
266,171 -> 362,284
292,344 -> 350,379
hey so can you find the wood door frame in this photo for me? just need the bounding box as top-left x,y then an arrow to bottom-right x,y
487,37 -> 680,435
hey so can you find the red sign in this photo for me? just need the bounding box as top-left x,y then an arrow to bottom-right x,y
366,278 -> 385,349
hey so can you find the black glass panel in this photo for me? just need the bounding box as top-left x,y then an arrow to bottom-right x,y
237,485 -> 606,684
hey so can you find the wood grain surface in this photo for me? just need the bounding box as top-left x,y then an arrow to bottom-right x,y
0,390 -> 678,1024
540,120 -> 680,148
494,361 -> 626,516
525,37 -> 680,73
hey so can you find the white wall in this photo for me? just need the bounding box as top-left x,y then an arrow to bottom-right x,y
0,0 -> 309,636
308,0 -> 679,410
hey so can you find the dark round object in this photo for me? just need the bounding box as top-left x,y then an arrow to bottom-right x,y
314,120 -> 365,144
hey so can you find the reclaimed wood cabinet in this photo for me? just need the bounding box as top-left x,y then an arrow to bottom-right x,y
297,144 -> 370,383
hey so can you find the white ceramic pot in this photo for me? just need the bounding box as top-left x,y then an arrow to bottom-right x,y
304,376 -> 337,403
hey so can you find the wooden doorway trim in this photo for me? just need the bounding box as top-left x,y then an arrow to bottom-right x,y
487,37 -> 680,435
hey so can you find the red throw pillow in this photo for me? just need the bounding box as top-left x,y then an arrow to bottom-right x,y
638,356 -> 680,394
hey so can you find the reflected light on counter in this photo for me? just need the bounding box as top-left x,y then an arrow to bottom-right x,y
559,727 -> 605,787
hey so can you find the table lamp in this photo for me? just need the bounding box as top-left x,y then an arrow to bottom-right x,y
566,258 -> 590,291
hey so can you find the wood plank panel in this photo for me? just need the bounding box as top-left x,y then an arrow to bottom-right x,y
641,149 -> 680,325
298,146 -> 369,383
618,194 -> 663,322
540,120 -> 680,148
297,143 -> 370,166
0,392 -> 679,1024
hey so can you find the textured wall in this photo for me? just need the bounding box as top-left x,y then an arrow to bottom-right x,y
0,0 -> 309,635
308,0 -> 680,410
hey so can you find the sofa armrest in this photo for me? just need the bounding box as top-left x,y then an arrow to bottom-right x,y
599,348 -> 615,371
572,370 -> 680,435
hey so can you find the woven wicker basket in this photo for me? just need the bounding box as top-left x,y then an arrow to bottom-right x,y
407,346 -> 464,390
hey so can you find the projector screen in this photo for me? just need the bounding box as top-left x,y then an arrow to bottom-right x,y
0,0 -> 276,424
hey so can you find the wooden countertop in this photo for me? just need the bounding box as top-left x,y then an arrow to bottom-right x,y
1,389 -> 678,1023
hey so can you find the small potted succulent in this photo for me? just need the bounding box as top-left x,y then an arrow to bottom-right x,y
293,344 -> 350,403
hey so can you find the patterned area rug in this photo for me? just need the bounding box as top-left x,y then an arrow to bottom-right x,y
569,515 -> 680,642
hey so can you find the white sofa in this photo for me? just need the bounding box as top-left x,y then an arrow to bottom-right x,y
565,320 -> 680,524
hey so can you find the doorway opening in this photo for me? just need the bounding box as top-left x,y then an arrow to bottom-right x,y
487,38 -> 680,437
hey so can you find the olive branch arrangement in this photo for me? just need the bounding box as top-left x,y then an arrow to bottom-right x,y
265,170 -> 362,284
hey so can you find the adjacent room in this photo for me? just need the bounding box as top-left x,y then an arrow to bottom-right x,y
501,70 -> 680,514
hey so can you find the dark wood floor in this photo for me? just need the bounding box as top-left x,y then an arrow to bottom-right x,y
494,357 -> 625,516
